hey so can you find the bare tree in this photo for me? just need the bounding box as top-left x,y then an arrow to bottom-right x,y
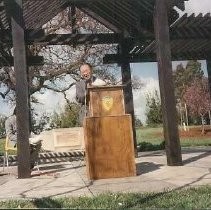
183,78 -> 211,134
0,8 -> 118,103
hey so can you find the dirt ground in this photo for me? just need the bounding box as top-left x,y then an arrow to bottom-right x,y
154,126 -> 211,138
179,126 -> 211,138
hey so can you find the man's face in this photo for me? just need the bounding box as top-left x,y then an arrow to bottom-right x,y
80,64 -> 92,80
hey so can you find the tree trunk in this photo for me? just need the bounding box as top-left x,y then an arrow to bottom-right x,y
201,115 -> 205,135
208,110 -> 211,127
185,103 -> 189,131
179,103 -> 183,127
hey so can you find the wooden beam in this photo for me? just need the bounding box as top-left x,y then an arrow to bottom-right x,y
64,0 -> 186,7
104,53 -> 156,64
103,52 -> 211,64
3,29 -> 211,47
0,56 -> 44,67
0,29 -> 45,44
70,5 -> 77,34
1,32 -> 127,45
64,0 -> 139,3
0,29 -> 45,36
29,33 -> 124,45
10,0 -> 31,178
3,28 -> 211,45
154,0 -> 182,166
0,6 -> 4,12
119,40 -> 138,157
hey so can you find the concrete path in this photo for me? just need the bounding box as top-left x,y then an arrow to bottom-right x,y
0,147 -> 210,199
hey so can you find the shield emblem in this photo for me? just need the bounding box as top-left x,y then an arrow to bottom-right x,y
102,96 -> 113,111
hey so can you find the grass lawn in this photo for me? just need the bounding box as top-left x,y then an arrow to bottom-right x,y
0,186 -> 210,209
136,127 -> 163,145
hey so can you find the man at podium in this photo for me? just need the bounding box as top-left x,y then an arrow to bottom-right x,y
75,63 -> 106,126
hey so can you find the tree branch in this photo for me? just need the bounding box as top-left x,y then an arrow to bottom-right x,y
42,82 -> 75,93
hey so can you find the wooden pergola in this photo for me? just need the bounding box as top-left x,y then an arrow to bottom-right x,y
1,0 -> 210,178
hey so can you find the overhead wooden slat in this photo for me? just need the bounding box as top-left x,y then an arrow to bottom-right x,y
2,0 -> 205,68
103,51 -> 211,64
94,1 -> 134,32
0,0 -> 189,34
23,0 -> 68,29
0,56 -> 44,67
85,3 -> 123,31
79,7 -> 120,32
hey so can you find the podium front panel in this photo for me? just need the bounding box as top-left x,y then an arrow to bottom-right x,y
89,86 -> 125,117
84,115 -> 136,180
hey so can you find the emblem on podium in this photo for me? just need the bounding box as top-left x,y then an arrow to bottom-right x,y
102,96 -> 113,111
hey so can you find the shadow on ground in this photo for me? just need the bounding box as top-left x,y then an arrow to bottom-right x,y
33,197 -> 62,208
183,151 -> 211,165
136,162 -> 164,175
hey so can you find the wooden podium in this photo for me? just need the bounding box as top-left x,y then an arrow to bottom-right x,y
84,85 -> 136,180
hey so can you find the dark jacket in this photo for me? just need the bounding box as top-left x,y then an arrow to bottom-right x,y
75,76 -> 96,105
75,76 -> 96,126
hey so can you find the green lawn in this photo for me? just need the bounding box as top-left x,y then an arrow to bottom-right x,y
136,126 -> 211,149
136,127 -> 163,145
0,186 -> 210,209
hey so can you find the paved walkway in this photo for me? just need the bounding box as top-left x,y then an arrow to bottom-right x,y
0,147 -> 210,199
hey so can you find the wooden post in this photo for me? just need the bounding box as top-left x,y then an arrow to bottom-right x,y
154,0 -> 182,165
71,4 -> 77,34
68,4 -> 77,48
119,40 -> 138,157
10,0 -> 31,178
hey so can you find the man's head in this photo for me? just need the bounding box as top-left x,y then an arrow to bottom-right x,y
79,63 -> 92,81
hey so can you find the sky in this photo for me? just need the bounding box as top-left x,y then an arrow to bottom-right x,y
184,0 -> 211,14
1,0 -> 211,123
